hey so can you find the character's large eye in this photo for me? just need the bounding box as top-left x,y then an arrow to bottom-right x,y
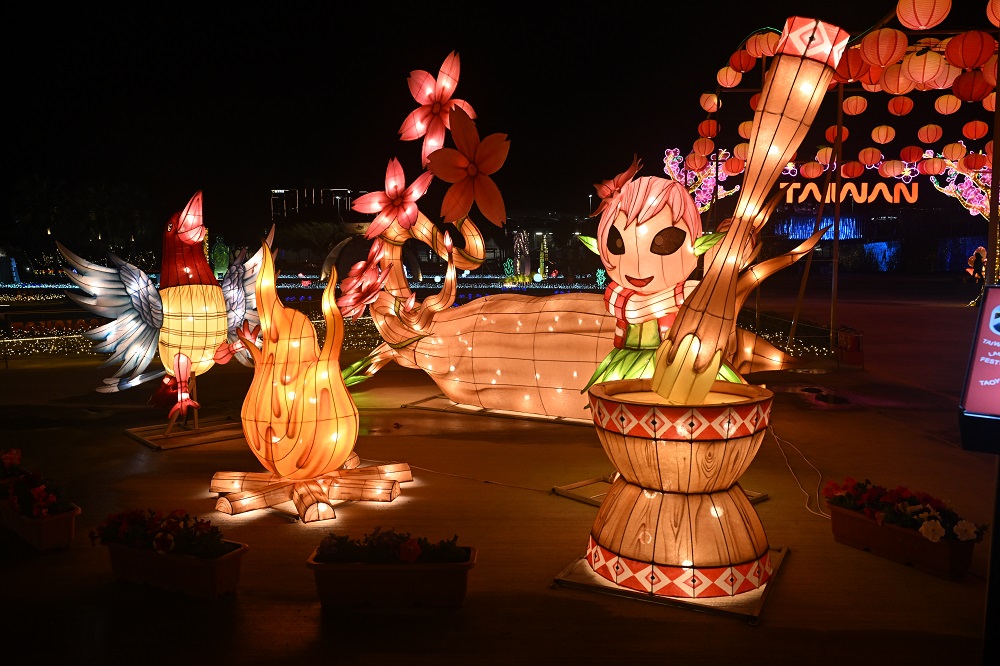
650,227 -> 686,256
607,226 -> 626,255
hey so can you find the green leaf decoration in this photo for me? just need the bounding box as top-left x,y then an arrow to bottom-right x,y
578,235 -> 600,255
693,231 -> 726,257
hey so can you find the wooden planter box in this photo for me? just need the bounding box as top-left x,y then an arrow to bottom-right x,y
828,504 -> 975,580
104,540 -> 249,599
4,504 -> 81,551
306,547 -> 477,610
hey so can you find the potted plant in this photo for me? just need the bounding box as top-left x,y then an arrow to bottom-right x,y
90,509 -> 249,599
823,477 -> 988,580
2,464 -> 81,552
306,526 -> 476,610
1,448 -> 26,508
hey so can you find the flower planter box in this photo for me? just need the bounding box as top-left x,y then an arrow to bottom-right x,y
306,546 -> 477,610
828,504 -> 974,580
4,503 -> 81,551
104,540 -> 249,599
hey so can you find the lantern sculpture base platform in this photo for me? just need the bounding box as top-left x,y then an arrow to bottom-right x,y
552,473 -> 769,508
402,393 -> 593,427
126,415 -> 245,451
211,453 -> 413,523
554,545 -> 788,622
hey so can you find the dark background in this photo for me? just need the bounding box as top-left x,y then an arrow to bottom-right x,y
4,0 -> 993,248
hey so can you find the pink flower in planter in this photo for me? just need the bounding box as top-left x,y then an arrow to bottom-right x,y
398,51 -> 476,167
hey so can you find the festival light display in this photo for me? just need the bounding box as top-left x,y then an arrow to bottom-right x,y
57,191 -> 272,427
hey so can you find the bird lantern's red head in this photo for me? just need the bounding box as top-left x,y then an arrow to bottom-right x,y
159,190 -> 216,287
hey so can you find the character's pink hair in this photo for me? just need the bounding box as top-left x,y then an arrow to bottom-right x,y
597,176 -> 702,267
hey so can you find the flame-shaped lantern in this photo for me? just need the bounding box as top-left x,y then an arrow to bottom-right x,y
238,243 -> 358,480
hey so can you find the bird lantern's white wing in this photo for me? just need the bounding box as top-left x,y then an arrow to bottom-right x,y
220,226 -> 274,366
57,242 -> 165,392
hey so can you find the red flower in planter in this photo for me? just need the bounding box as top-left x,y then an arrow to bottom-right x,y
399,538 -> 422,563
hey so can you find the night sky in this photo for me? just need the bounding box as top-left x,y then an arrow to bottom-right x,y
6,1 -> 994,246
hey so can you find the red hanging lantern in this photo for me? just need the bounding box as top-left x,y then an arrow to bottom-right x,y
717,66 -> 742,88
859,63 -> 884,85
859,147 -> 883,166
834,48 -> 871,83
880,64 -> 916,95
984,92 -> 996,112
699,93 -> 720,112
862,82 -> 883,93
685,152 -> 708,170
963,120 -> 989,141
961,153 -> 990,171
841,161 -> 864,178
942,142 -> 967,160
698,119 -> 720,138
987,140 -> 994,162
984,54 -> 998,86
800,161 -> 825,179
896,0 -> 952,30
918,157 -> 946,174
693,137 -> 715,157
860,28 -> 909,67
748,93 -> 761,111
816,146 -> 834,165
887,96 -> 914,116
878,160 -> 905,178
733,142 -> 750,161
872,125 -> 896,144
843,95 -> 868,115
900,145 -> 925,163
990,0 -> 1000,28
745,31 -> 780,58
934,93 -> 962,114
723,157 -> 746,176
945,30 -> 996,70
932,63 -> 962,89
825,125 -> 849,143
729,49 -> 757,73
952,70 -> 993,102
901,50 -> 947,85
737,120 -> 754,139
917,123 -> 943,143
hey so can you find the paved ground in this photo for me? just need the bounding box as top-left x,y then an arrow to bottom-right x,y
0,272 -> 995,665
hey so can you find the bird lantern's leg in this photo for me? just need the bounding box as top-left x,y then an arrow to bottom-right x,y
168,353 -> 200,420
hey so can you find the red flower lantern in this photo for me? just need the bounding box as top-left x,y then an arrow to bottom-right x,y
901,50 -> 947,85
896,0 -> 952,30
942,142 -> 967,161
685,152 -> 708,170
961,153 -> 990,171
800,161 -> 825,179
917,123 -> 943,143
825,125 -> 849,143
698,119 -> 720,138
934,93 -> 962,114
841,161 -> 864,178
871,125 -> 896,144
860,28 -> 909,67
729,49 -> 757,73
843,95 -> 868,115
717,66 -> 742,88
900,145 -> 925,163
880,64 -> 916,95
918,157 -> 945,174
887,95 -> 914,116
693,137 -> 715,157
834,48 -> 871,83
699,93 -> 720,113
963,120 -> 989,141
737,120 -> 754,139
859,147 -> 883,166
723,157 -> 745,176
945,30 -> 996,70
878,160 -> 905,178
953,70 -> 993,102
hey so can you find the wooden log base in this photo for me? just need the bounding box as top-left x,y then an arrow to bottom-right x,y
211,460 -> 411,523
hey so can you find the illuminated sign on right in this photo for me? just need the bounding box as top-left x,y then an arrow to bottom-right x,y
961,286 -> 1000,418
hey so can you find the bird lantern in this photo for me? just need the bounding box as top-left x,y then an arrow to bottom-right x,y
860,146 -> 883,166
953,70 -> 994,102
816,146 -> 834,165
872,125 -> 896,144
945,30 -> 996,70
963,120 -> 990,141
880,64 -> 916,95
900,145 -> 925,163
887,95 -> 914,116
901,49 -> 948,85
717,66 -> 742,88
934,93 -> 962,114
834,48 -> 871,83
800,161 -> 824,178
693,137 -> 715,157
723,157 -> 746,175
685,152 -> 708,170
698,119 -> 720,138
917,123 -> 943,143
737,120 -> 754,139
896,0 -> 952,30
825,125 -> 849,143
860,28 -> 909,67
700,93 -> 721,112
961,153 -> 990,171
918,156 -> 946,174
841,160 -> 865,178
729,49 -> 757,72
878,159 -> 905,178
843,95 -> 868,115
745,31 -> 780,58
942,141 -> 968,161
